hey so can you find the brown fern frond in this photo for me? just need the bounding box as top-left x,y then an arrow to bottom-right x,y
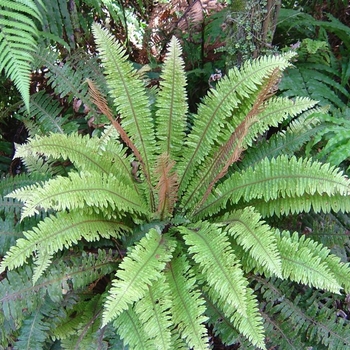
86,78 -> 147,175
198,68 -> 282,207
155,153 -> 179,219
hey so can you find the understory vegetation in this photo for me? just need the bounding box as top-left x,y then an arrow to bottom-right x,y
0,0 -> 350,349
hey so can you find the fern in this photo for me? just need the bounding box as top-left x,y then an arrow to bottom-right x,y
180,223 -> 249,316
236,107 -> 326,170
256,277 -> 350,349
14,296 -> 52,350
92,24 -> 156,189
103,229 -> 176,325
1,25 -> 350,349
0,0 -> 43,110
218,207 -> 282,277
57,295 -> 107,350
38,0 -> 76,48
7,170 -> 148,219
165,251 -> 209,349
134,276 -> 173,349
17,91 -> 79,136
30,45 -> 107,117
195,155 -> 350,219
279,38 -> 350,111
155,37 -> 188,161
310,107 -> 350,168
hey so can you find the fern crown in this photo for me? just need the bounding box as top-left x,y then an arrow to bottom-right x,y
2,23 -> 350,349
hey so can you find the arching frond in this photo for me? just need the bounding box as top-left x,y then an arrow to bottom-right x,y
0,211 -> 128,281
37,0 -> 76,48
14,296 -> 51,349
58,296 -> 106,350
165,252 -> 209,349
134,276 -> 173,349
0,250 -> 116,323
31,46 -> 106,114
256,276 -> 350,349
7,171 -> 147,219
238,108 -> 325,170
195,156 -> 350,219
250,192 -> 350,217
276,230 -> 342,293
217,207 -> 282,277
177,52 -> 296,197
155,36 -> 188,161
179,223 -> 248,317
91,23 -> 156,187
182,95 -> 317,211
206,284 -> 266,349
102,230 -> 176,326
0,0 -> 43,110
113,306 -> 155,350
14,133 -> 136,188
280,62 -> 349,110
18,91 -> 78,136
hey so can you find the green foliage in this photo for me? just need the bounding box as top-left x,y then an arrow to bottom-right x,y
279,39 -> 349,110
0,0 -> 43,110
277,8 -> 350,50
1,24 -> 350,349
256,277 -> 350,349
310,107 -> 350,169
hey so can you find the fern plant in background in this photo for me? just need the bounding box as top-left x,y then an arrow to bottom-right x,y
278,38 -> 350,111
1,23 -> 350,349
0,0 -> 43,110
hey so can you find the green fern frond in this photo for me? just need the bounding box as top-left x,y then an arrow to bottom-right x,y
58,296 -> 106,350
251,192 -> 350,217
14,297 -> 51,349
287,232 -> 350,292
244,96 -> 317,147
257,277 -> 350,349
206,284 -> 266,349
312,107 -> 350,166
0,211 -> 128,281
276,230 -> 342,293
0,250 -> 116,320
218,207 -> 282,277
195,155 -> 350,218
53,250 -> 118,298
92,23 -> 156,185
38,0 -> 75,48
182,96 -> 317,210
280,63 -> 349,110
0,0 -> 43,110
103,229 -> 176,326
0,266 -> 40,321
204,294 -> 241,346
0,173 -> 50,196
113,305 -> 155,350
7,170 -> 147,219
14,133 -> 136,188
134,276 -> 173,349
165,252 -> 209,349
0,217 -> 23,255
180,223 -> 248,317
238,108 -> 325,170
177,52 -> 296,197
31,46 -> 105,114
155,36 -> 188,161
18,91 -> 79,136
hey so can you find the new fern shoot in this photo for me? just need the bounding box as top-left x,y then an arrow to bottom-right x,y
1,23 -> 350,349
